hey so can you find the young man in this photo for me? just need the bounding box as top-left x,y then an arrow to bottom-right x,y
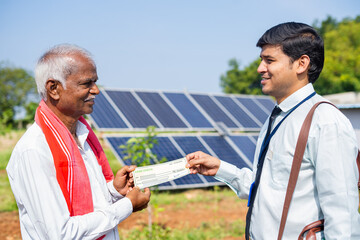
7,44 -> 151,239
186,22 -> 360,239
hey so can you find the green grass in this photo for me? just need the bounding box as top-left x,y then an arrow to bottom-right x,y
119,219 -> 245,240
0,149 -> 12,170
0,131 -> 23,212
0,170 -> 17,211
150,186 -> 240,206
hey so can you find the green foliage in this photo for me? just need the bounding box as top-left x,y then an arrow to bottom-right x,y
314,17 -> 360,95
119,126 -> 166,166
220,15 -> 360,96
22,102 -> 38,126
313,15 -> 338,38
0,63 -> 37,133
220,58 -> 262,94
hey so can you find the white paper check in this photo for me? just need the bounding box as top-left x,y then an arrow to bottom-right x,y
133,157 -> 190,189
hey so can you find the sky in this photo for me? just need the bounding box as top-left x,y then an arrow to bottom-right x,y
1,0 -> 359,94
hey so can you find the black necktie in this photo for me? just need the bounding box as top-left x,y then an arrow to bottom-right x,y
245,106 -> 282,240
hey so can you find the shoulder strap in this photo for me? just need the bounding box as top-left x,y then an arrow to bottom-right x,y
277,101 -> 360,239
357,150 -> 360,190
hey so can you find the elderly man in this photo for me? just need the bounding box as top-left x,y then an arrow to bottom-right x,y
7,44 -> 150,239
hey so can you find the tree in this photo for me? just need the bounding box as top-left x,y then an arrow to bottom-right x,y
220,58 -> 262,95
313,15 -> 338,38
314,17 -> 360,95
0,63 -> 37,132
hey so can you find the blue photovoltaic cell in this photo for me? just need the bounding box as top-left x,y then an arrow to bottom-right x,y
106,137 -> 133,165
136,92 -> 187,128
106,90 -> 158,128
164,92 -> 213,128
215,96 -> 260,129
257,98 -> 275,112
151,137 -> 204,185
236,97 -> 269,124
201,136 -> 248,169
191,94 -> 238,128
229,136 -> 257,164
90,91 -> 128,129
173,136 -> 218,183
106,136 -> 171,186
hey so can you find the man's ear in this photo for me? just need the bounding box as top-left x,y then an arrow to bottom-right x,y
45,79 -> 62,101
296,55 -> 310,75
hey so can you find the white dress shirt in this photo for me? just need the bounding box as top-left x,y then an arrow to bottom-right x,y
215,84 -> 360,239
7,121 -> 133,240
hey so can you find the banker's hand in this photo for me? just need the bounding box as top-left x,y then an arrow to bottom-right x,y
113,165 -> 136,196
126,187 -> 151,212
186,151 -> 220,176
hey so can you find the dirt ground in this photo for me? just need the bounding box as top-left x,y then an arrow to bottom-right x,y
0,190 -> 247,240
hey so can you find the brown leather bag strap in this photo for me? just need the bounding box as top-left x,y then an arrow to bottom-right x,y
357,151 -> 360,190
277,101 -> 335,240
298,219 -> 324,240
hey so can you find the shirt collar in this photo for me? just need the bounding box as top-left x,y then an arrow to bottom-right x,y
76,121 -> 89,149
278,83 -> 315,113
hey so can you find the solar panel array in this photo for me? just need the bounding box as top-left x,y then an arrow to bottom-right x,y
90,89 -> 275,132
89,88 -> 275,190
105,133 -> 258,190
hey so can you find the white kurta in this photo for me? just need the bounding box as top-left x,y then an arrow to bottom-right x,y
216,84 -> 360,239
7,121 -> 133,240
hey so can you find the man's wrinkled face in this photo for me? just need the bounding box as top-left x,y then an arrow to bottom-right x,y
56,54 -> 99,119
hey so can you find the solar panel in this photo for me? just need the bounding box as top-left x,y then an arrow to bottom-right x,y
90,88 -> 275,132
214,95 -> 261,130
136,91 -> 188,129
201,136 -> 249,169
164,92 -> 213,129
190,94 -> 239,128
106,137 -> 132,165
173,136 -> 218,183
90,91 -> 128,129
229,135 -> 257,164
90,88 -> 276,190
234,97 -> 269,124
105,90 -> 159,129
255,97 -> 276,113
105,133 -> 255,189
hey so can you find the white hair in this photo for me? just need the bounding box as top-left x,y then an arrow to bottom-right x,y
34,44 -> 96,100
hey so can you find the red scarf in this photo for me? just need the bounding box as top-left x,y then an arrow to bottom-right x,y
35,100 -> 114,218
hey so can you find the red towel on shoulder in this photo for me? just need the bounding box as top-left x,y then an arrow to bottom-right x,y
35,100 -> 114,217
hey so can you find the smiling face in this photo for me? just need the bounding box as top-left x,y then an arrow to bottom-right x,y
257,45 -> 307,104
51,53 -> 99,121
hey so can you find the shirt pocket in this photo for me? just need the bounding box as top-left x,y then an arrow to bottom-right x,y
266,150 -> 293,189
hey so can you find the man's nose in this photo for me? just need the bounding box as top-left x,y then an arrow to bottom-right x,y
90,82 -> 100,95
257,60 -> 266,74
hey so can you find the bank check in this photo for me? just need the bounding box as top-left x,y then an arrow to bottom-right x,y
133,157 -> 190,189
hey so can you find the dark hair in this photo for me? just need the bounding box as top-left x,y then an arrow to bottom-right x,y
256,22 -> 324,83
